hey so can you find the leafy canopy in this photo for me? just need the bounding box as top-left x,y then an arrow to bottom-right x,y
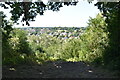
0,1 -> 78,26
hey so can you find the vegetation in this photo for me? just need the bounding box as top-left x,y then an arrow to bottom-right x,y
79,14 -> 109,62
1,12 -> 109,65
59,14 -> 109,63
95,2 -> 120,71
1,1 -> 120,75
0,2 -> 78,26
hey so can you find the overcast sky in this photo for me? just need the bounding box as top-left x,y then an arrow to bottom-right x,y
0,0 -> 100,28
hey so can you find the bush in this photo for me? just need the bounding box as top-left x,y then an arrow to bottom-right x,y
60,39 -> 81,60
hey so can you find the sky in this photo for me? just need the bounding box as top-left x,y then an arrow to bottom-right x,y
0,0 -> 100,28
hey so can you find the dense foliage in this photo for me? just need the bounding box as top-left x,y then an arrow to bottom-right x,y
1,12 -> 116,67
59,14 -> 109,62
95,2 -> 120,70
0,1 -> 78,26
79,14 -> 109,62
1,13 -> 36,65
1,11 -> 14,64
1,1 -> 120,74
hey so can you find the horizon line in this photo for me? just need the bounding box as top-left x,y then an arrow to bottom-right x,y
13,26 -> 87,28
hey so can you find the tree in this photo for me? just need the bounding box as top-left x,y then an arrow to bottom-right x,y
0,11 -> 13,39
60,13 -> 109,62
79,13 -> 109,62
1,11 -> 13,61
0,1 -> 78,26
10,29 -> 32,56
95,2 -> 120,70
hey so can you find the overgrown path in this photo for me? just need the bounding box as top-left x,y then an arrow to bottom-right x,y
2,61 -> 118,78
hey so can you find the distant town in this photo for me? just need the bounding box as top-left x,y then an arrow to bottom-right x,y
19,27 -> 86,40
